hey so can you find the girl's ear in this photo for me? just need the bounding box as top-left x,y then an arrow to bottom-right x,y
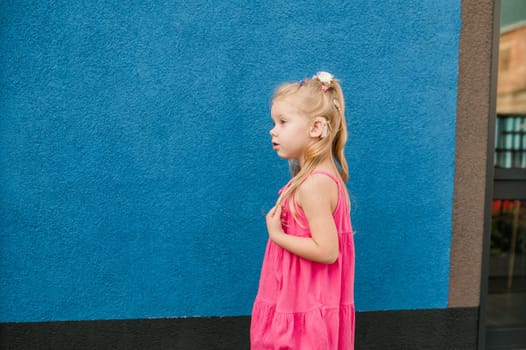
310,117 -> 329,138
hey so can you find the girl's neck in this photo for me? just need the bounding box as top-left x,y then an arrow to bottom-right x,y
297,155 -> 339,176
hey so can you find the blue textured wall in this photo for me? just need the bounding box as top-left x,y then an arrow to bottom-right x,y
0,1 -> 460,322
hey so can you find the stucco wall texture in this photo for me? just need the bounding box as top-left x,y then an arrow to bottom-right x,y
0,1 -> 460,322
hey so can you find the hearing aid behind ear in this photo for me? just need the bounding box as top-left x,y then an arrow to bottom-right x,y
320,117 -> 329,138
321,123 -> 328,138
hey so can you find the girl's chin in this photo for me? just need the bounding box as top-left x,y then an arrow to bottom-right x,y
276,153 -> 297,161
274,149 -> 300,161
275,151 -> 290,159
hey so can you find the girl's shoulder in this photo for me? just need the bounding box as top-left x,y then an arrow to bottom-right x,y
308,168 -> 342,185
296,169 -> 340,209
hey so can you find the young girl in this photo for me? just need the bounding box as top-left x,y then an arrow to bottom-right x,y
251,72 -> 355,350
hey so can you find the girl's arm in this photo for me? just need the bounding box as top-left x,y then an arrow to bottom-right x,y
266,174 -> 339,264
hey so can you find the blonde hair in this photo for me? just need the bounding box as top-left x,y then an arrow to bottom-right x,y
274,74 -> 349,211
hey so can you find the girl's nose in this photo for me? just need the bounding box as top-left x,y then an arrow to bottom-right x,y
269,127 -> 277,137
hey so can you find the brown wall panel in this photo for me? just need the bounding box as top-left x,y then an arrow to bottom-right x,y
449,0 -> 499,308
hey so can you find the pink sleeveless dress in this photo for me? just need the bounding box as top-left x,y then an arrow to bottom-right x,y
251,170 -> 355,350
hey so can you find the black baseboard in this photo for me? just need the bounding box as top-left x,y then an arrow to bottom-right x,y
0,307 -> 479,350
355,307 -> 479,350
0,316 -> 250,350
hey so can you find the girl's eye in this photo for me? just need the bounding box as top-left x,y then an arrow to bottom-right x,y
280,119 -> 286,124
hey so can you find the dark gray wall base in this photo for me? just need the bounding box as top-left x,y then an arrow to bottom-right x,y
356,307 -> 479,350
0,308 -> 479,350
0,317 -> 250,350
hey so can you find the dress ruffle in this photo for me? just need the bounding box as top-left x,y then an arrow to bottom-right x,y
251,301 -> 355,350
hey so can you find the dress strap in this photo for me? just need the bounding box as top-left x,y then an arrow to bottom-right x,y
309,170 -> 342,188
309,170 -> 348,214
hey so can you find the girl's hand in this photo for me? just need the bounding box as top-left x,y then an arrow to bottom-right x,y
266,204 -> 284,240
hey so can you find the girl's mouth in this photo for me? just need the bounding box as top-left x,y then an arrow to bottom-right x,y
272,142 -> 279,150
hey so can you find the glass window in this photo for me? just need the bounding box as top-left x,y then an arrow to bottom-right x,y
494,115 -> 526,169
487,199 -> 526,328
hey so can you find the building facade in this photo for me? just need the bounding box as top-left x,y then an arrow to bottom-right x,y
0,0 -> 513,349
